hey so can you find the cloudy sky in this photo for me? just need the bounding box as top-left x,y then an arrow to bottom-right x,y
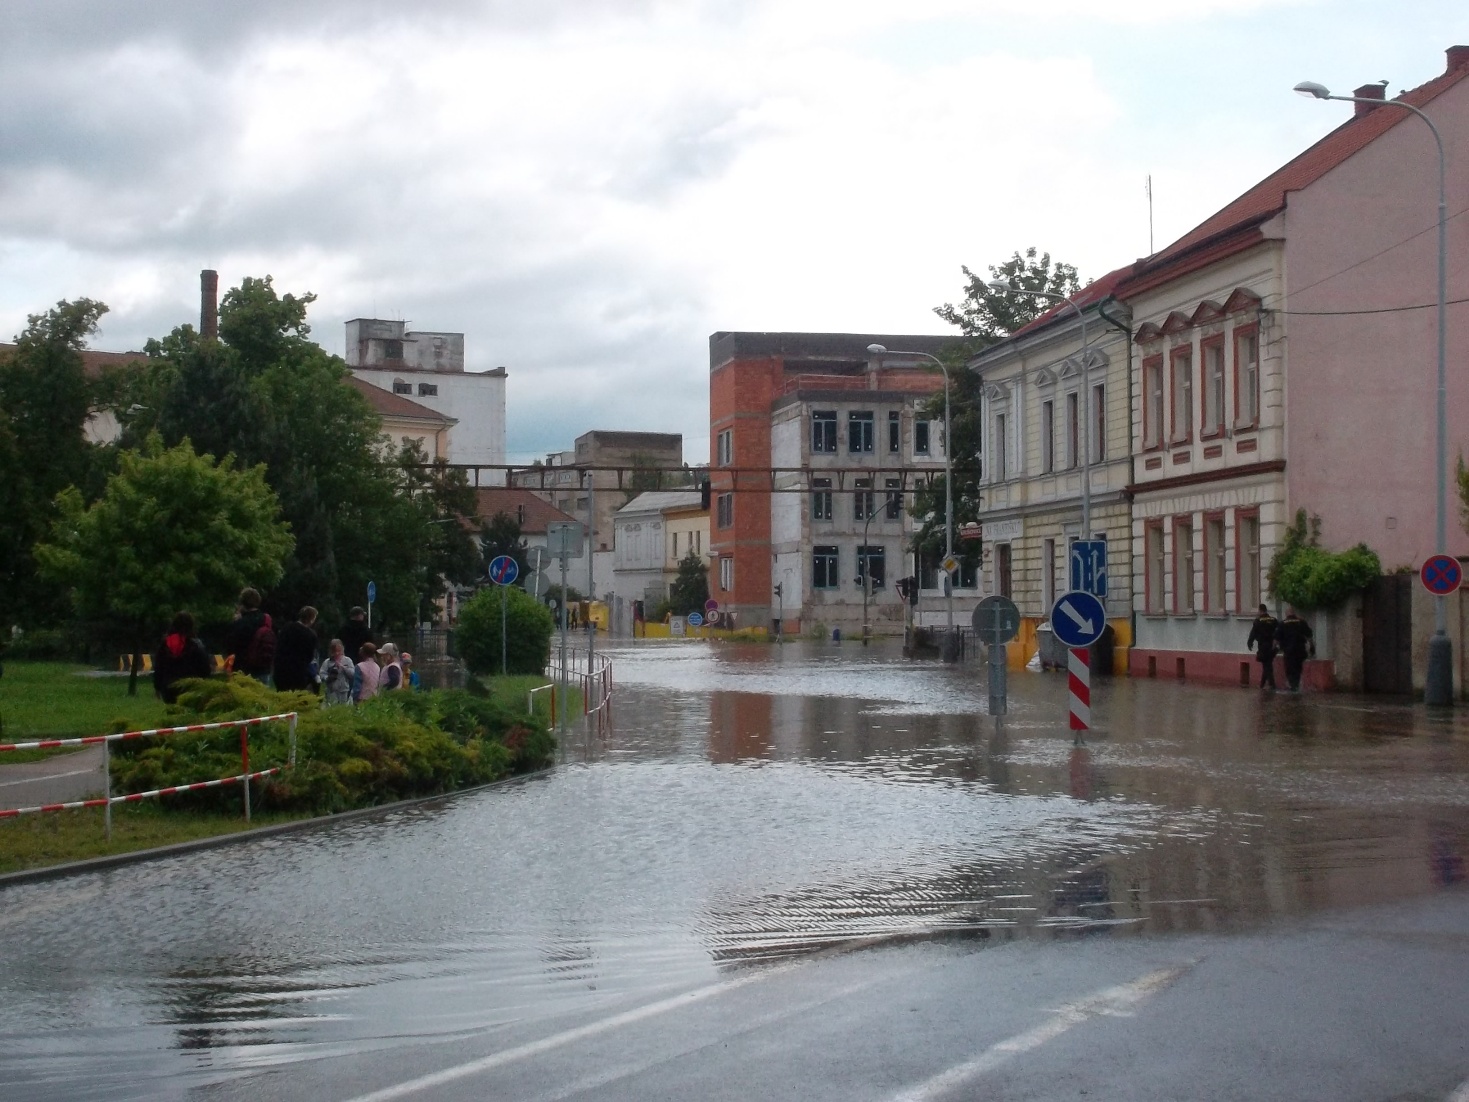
2,1 -> 1466,463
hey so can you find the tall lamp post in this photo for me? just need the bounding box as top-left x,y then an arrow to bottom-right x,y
1295,79 -> 1453,705
987,282 -> 1093,541
868,344 -> 957,660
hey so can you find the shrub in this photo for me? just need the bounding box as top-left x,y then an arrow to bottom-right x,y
456,586 -> 555,675
1268,509 -> 1382,609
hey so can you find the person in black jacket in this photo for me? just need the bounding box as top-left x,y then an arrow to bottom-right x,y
1246,604 -> 1279,690
337,606 -> 374,671
274,606 -> 321,692
225,588 -> 275,684
153,612 -> 214,704
1276,608 -> 1316,692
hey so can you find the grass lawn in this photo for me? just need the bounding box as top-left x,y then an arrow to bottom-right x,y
1,661 -> 169,746
0,803 -> 312,875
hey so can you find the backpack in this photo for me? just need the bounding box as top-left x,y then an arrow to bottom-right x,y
245,621 -> 276,670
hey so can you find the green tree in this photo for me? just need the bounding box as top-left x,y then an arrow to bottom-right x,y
455,585 -> 555,675
915,249 -> 1084,568
395,440 -> 482,619
0,299 -> 110,629
1267,509 -> 1381,609
478,511 -> 529,582
34,435 -> 294,694
668,549 -> 709,615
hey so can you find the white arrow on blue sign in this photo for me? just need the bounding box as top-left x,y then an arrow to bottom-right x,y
1070,539 -> 1107,597
1051,590 -> 1106,648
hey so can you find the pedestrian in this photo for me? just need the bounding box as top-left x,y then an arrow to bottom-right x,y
1246,603 -> 1279,690
225,588 -> 276,684
273,606 -> 321,692
400,652 -> 420,690
1277,608 -> 1316,692
152,611 -> 214,705
378,643 -> 404,691
353,642 -> 381,702
337,606 -> 374,672
320,638 -> 356,706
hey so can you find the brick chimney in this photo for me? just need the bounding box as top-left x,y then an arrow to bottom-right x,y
200,269 -> 218,341
1449,45 -> 1469,73
1352,82 -> 1386,117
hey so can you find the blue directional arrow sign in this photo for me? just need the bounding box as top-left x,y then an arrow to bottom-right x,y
1070,539 -> 1108,597
488,555 -> 520,586
1051,590 -> 1106,648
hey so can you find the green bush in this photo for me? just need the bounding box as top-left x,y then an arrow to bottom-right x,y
1268,509 -> 1381,609
108,673 -> 554,815
456,586 -> 554,675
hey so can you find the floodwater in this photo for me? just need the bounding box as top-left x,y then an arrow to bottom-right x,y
1,640 -> 1467,1099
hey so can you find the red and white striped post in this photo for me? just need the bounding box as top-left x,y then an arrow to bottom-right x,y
1068,647 -> 1091,732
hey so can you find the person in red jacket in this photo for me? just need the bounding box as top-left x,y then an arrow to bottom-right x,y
153,612 -> 214,704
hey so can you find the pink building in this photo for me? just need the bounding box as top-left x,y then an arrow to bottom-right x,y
1122,45 -> 1469,689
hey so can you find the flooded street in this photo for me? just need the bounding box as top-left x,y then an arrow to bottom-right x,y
3,641 -> 1469,1100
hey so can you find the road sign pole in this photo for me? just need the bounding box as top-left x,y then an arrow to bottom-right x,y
1068,647 -> 1090,737
501,586 -> 507,676
558,552 -> 568,733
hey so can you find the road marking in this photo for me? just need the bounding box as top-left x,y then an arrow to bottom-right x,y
0,767 -> 97,788
886,962 -> 1195,1102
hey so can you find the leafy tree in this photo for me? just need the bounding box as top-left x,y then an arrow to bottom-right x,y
478,511 -> 529,583
915,249 -> 1084,567
34,434 -> 294,694
0,299 -> 109,629
395,440 -> 482,619
455,585 -> 555,675
1267,508 -> 1381,609
669,549 -> 709,615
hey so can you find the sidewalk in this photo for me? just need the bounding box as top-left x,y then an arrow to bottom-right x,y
0,745 -> 106,807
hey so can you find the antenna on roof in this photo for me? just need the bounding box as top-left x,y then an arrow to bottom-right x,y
1146,174 -> 1155,256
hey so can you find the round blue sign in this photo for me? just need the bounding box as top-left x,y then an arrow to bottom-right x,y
366,581 -> 377,604
1050,591 -> 1106,648
488,555 -> 520,586
687,611 -> 704,628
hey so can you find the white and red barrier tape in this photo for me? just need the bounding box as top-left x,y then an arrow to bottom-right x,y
1068,647 -> 1091,731
0,713 -> 297,754
0,768 -> 282,818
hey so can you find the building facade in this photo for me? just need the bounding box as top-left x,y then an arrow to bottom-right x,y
345,376 -> 456,459
610,490 -> 709,618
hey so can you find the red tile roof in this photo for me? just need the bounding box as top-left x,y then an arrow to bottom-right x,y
1007,263 -> 1136,339
0,342 -> 147,378
472,487 -> 579,535
345,374 -> 454,424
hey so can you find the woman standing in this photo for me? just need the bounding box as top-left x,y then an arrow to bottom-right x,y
153,612 -> 214,705
353,643 -> 381,703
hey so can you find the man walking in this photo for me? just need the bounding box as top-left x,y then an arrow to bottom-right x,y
338,606 -> 374,671
274,606 -> 321,692
1247,604 -> 1279,690
1277,608 -> 1316,692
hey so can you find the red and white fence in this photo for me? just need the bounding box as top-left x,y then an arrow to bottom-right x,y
0,712 -> 298,837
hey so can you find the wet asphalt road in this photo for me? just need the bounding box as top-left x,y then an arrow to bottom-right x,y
2,640 -> 1469,1100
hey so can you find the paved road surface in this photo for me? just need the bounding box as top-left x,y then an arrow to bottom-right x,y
0,745 -> 104,807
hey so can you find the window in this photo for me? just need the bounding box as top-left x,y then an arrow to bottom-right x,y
813,546 -> 839,589
393,379 -> 412,395
1174,516 -> 1195,613
994,413 -> 1008,480
694,530 -> 701,555
848,411 -> 874,453
811,411 -> 837,453
1235,327 -> 1260,428
1145,521 -> 1165,613
716,493 -> 733,528
1237,511 -> 1261,612
1043,538 -> 1057,612
417,382 -> 439,397
885,478 -> 903,521
717,429 -> 733,466
888,411 -> 900,453
853,478 -> 875,522
1065,392 -> 1080,469
996,544 -> 1013,598
1041,400 -> 1055,474
719,556 -> 733,592
1202,339 -> 1225,436
855,546 -> 886,589
384,340 -> 404,359
958,558 -> 978,589
672,532 -> 679,559
1143,356 -> 1164,449
1170,347 -> 1193,443
1092,383 -> 1106,463
811,478 -> 833,521
914,419 -> 930,455
919,551 -> 937,591
1205,514 -> 1226,614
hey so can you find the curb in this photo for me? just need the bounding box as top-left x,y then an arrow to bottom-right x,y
0,765 -> 555,890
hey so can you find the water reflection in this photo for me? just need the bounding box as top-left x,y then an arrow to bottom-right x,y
2,640 -> 1469,1098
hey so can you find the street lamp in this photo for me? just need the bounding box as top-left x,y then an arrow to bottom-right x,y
1295,79 -> 1452,705
987,280 -> 1093,540
868,344 -> 957,660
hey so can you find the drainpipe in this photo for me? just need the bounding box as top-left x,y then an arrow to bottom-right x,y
1096,295 -> 1134,659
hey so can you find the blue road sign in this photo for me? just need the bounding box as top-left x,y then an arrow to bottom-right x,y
366,580 -> 377,604
687,611 -> 704,628
488,554 -> 520,586
1070,539 -> 1108,597
1421,554 -> 1463,596
1051,590 -> 1106,648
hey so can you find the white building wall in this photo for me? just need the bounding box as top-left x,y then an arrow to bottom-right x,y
350,365 -> 507,474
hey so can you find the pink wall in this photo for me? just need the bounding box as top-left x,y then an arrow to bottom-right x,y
1284,73 -> 1469,567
